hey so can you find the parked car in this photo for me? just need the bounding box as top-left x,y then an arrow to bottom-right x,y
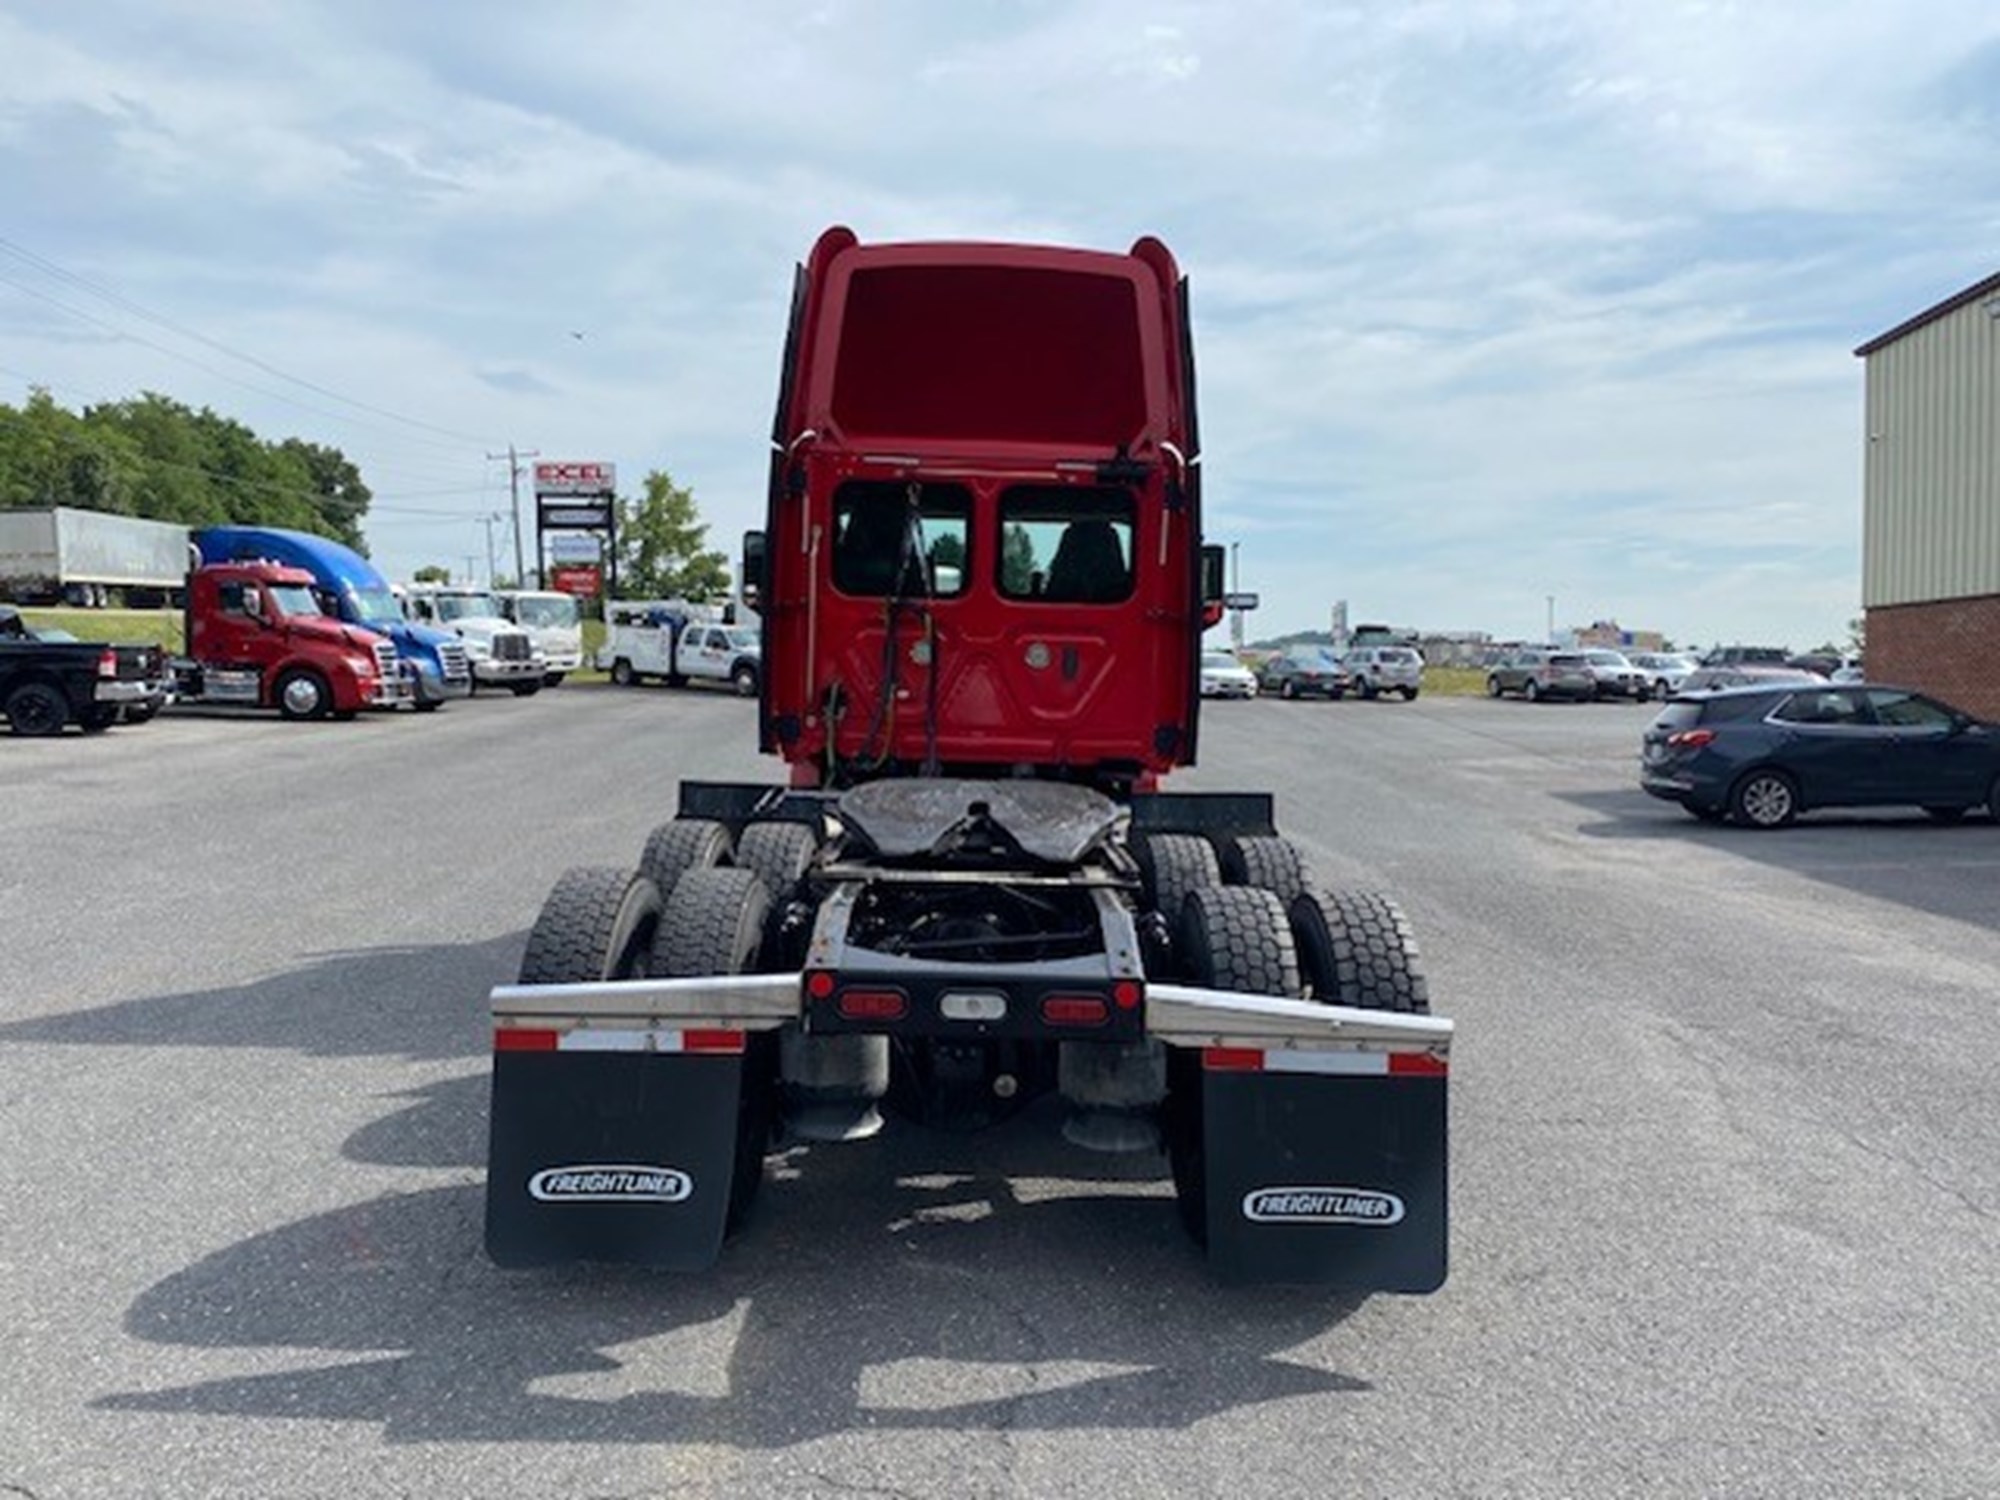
1640,682 -> 2000,828
1677,665 -> 1825,694
1341,644 -> 1424,701
1700,645 -> 1792,667
1580,649 -> 1648,701
1628,651 -> 1698,700
1199,650 -> 1258,699
1485,647 -> 1595,702
1257,645 -> 1350,700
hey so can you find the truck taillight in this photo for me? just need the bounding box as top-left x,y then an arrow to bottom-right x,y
96,648 -> 118,679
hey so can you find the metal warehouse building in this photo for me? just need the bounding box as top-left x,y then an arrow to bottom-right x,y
1855,269 -> 2000,718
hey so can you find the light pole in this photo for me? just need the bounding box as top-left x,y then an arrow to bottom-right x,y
1546,595 -> 1555,644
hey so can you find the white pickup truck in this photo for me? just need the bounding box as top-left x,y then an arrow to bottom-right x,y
597,600 -> 760,695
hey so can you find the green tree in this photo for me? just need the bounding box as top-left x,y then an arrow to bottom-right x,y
0,388 -> 374,541
1846,614 -> 1866,657
612,469 -> 730,600
412,564 -> 452,583
1001,522 -> 1035,594
930,532 -> 966,571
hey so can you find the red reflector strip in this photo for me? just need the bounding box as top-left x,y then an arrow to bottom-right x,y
680,1028 -> 747,1054
1388,1052 -> 1449,1077
1041,995 -> 1109,1026
1202,1047 -> 1450,1077
1201,1047 -> 1265,1071
495,1027 -> 744,1054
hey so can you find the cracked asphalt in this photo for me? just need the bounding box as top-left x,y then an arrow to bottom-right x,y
1,686 -> 1996,1497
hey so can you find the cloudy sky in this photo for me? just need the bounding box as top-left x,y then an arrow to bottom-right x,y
3,1 -> 1996,649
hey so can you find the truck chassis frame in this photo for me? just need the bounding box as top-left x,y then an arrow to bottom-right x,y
486,780 -> 1450,1288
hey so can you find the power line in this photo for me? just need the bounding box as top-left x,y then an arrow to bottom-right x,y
0,235 -> 504,450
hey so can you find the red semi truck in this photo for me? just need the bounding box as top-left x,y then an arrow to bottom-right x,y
485,229 -> 1452,1287
171,559 -> 408,719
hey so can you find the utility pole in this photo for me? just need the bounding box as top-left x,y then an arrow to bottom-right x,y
1546,594 -> 1555,644
487,444 -> 540,586
481,513 -> 505,587
463,554 -> 478,586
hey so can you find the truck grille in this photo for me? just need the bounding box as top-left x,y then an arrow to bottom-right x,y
493,632 -> 531,662
438,641 -> 470,680
372,640 -> 398,677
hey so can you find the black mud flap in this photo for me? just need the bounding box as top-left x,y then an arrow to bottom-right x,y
485,1046 -> 747,1270
1199,1054 -> 1447,1290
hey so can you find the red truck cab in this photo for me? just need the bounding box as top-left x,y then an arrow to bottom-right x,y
752,228 -> 1222,792
182,561 -> 406,719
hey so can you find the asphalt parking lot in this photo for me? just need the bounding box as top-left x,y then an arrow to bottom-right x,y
3,687 -> 1996,1497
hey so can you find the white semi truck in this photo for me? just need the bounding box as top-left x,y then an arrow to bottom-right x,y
401,585 -> 547,695
496,589 -> 585,686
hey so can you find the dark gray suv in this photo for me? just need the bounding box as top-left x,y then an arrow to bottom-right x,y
1640,683 -> 2000,828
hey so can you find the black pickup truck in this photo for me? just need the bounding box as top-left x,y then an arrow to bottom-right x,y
0,606 -> 170,735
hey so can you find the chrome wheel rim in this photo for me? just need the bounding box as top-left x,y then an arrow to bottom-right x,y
1741,776 -> 1792,826
282,677 -> 322,716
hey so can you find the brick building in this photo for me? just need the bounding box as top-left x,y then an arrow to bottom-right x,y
1855,269 -> 2000,717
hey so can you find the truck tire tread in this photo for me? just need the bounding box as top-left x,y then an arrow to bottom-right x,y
639,817 -> 734,902
733,820 -> 819,902
517,866 -> 662,984
649,866 -> 770,978
1176,884 -> 1303,997
1133,832 -> 1220,928
1214,833 -> 1307,905
1288,889 -> 1430,1013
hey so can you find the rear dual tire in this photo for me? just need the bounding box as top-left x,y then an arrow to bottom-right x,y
1167,882 -> 1431,1245
639,817 -> 734,901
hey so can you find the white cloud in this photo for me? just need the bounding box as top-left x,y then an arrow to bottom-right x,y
0,0 -> 1995,644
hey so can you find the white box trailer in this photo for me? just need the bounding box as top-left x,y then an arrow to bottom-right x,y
0,507 -> 192,606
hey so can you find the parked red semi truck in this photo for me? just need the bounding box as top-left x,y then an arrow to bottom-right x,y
172,559 -> 407,719
486,228 -> 1453,1287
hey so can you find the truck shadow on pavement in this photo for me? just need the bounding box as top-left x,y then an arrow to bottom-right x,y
0,933 -> 516,1063
1559,788 -> 2000,930
98,1136 -> 1370,1445
27,938 -> 1371,1446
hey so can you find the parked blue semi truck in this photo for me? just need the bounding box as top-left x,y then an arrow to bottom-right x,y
194,527 -> 471,708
